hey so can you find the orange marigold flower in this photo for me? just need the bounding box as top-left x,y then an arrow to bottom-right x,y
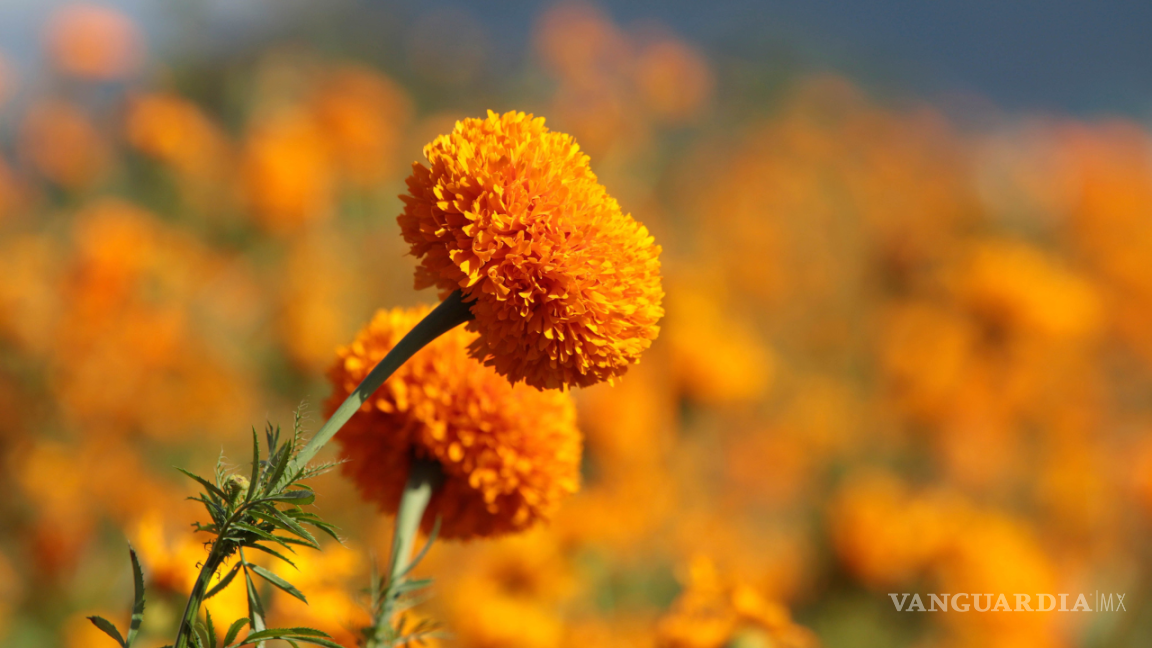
398,110 -> 663,390
656,557 -> 819,648
327,305 -> 582,540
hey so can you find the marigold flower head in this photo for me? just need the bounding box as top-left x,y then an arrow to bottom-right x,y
398,110 -> 663,389
327,305 -> 582,540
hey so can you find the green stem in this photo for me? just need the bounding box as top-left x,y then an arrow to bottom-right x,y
173,490 -> 260,648
282,290 -> 473,488
369,457 -> 444,648
173,545 -> 227,648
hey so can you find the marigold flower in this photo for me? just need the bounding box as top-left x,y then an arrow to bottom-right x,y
126,92 -> 230,182
655,557 -> 819,648
310,65 -> 412,187
398,110 -> 663,389
45,3 -> 142,80
240,109 -> 334,232
327,305 -> 582,540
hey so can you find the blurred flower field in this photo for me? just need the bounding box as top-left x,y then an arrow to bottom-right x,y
2,2 -> 1152,647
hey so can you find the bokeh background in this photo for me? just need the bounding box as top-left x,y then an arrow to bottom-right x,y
3,1 -> 1152,647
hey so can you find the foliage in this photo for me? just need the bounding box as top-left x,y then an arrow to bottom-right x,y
89,411 -> 346,648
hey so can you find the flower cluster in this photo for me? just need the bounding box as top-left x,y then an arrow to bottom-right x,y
327,306 -> 582,539
399,110 -> 664,389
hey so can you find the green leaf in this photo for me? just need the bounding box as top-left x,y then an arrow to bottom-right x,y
205,563 -> 243,600
190,496 -> 228,524
204,608 -> 218,648
289,513 -> 341,544
223,618 -> 249,647
264,422 -> 278,455
296,637 -> 346,648
246,428 -> 261,503
249,564 -> 307,604
87,616 -> 126,647
394,577 -> 433,593
192,520 -> 220,535
242,541 -> 297,568
192,620 -> 208,648
127,545 -> 146,647
234,627 -> 343,647
397,516 -> 440,581
177,468 -> 229,503
232,522 -> 291,548
240,627 -> 331,641
242,565 -> 266,647
263,490 -> 315,505
254,508 -> 317,548
275,535 -> 320,549
298,461 -> 340,481
264,438 -> 294,498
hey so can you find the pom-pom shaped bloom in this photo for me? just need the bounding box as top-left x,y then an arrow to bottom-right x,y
398,110 -> 663,389
327,306 -> 582,540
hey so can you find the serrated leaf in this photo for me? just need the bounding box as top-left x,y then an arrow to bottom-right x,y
205,608 -> 218,648
249,564 -> 307,604
205,563 -> 243,600
243,541 -> 297,568
255,508 -> 317,548
263,490 -> 315,505
235,627 -> 342,647
288,513 -> 342,544
246,428 -> 261,503
286,638 -> 343,648
190,496 -> 228,524
264,422 -> 278,455
263,438 -> 293,498
276,535 -> 319,549
87,615 -> 126,647
298,462 -> 339,481
243,565 -> 266,648
241,627 -> 331,641
223,618 -> 249,647
192,520 -> 219,534
177,468 -> 229,503
127,545 -> 146,647
232,523 -> 290,548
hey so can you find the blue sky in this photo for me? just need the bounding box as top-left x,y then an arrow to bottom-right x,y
2,0 -> 1151,118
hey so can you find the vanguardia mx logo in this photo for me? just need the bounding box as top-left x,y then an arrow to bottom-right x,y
889,592 -> 1127,612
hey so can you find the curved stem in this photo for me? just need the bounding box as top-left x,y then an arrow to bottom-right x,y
283,290 -> 473,488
